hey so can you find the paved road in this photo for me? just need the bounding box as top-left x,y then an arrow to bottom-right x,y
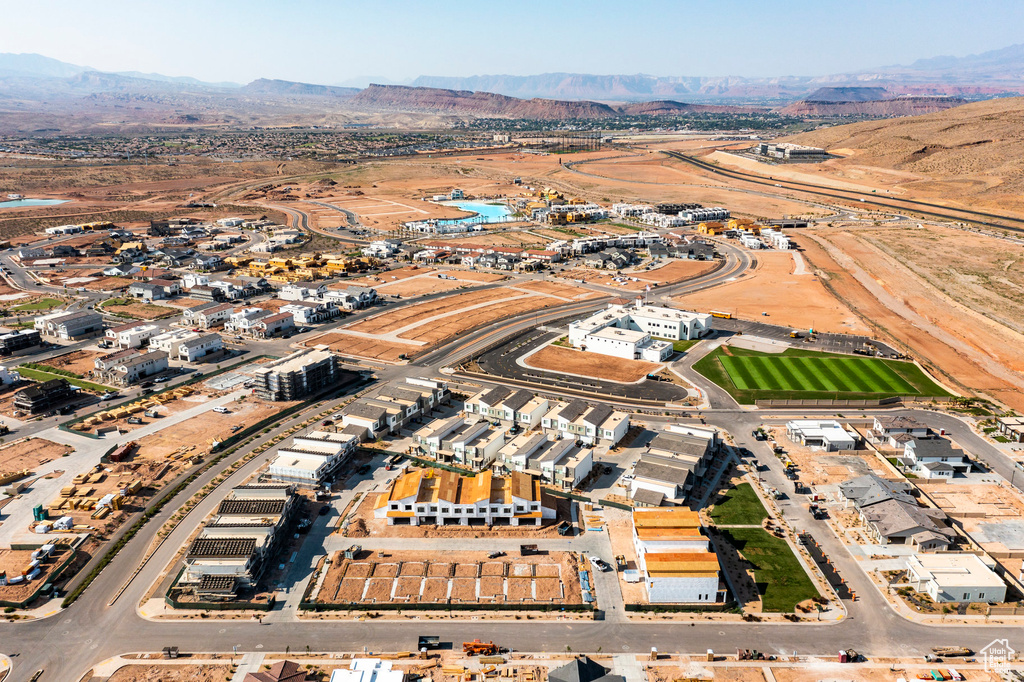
5,207 -> 1024,680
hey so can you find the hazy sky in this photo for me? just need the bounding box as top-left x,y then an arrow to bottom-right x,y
4,0 -> 1024,84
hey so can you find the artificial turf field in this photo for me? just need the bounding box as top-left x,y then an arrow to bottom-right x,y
693,346 -> 951,403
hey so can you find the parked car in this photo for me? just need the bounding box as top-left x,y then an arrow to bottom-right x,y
213,406 -> 230,414
589,556 -> 612,572
154,376 -> 169,383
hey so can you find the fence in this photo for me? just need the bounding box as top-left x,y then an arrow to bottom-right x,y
624,601 -> 735,613
754,396 -> 953,408
301,600 -> 592,613
166,589 -> 275,612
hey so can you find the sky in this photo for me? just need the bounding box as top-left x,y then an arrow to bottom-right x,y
3,0 -> 1024,84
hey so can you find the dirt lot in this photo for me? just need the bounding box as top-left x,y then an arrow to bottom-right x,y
79,276 -> 133,292
636,259 -> 719,284
768,427 -> 890,486
377,275 -> 470,297
448,270 -> 507,283
103,301 -> 179,320
512,280 -> 604,301
675,249 -> 869,335
438,230 -> 553,249
106,664 -> 231,682
132,394 -> 295,460
806,228 -> 1024,409
43,349 -> 103,376
395,295 -> 555,345
316,549 -> 583,606
308,332 -> 421,362
346,288 -> 510,335
0,437 -> 73,472
525,344 -> 659,383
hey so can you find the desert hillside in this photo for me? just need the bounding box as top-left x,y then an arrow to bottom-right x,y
783,97 -> 1024,211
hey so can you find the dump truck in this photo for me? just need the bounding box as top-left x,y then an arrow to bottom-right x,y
463,640 -> 498,656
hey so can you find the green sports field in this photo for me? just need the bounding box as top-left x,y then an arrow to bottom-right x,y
693,346 -> 951,404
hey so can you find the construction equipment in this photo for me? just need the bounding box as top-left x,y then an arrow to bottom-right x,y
463,640 -> 498,656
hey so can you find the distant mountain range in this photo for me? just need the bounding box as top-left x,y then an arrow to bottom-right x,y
0,44 -> 1022,133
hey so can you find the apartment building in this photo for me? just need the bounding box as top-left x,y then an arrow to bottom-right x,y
632,508 -> 722,603
253,348 -> 340,401
540,399 -> 630,446
374,469 -> 555,526
268,430 -> 359,486
496,433 -> 593,490
629,426 -> 719,506
463,386 -> 549,428
340,377 -> 450,439
180,485 -> 297,599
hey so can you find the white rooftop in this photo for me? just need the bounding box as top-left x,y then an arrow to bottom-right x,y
907,553 -> 1005,588
590,327 -> 648,343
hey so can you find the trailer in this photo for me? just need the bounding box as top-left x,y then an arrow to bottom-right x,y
417,635 -> 441,651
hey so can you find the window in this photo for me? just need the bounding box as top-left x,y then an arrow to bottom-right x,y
963,593 -> 970,600
979,592 -> 985,599
404,505 -> 412,511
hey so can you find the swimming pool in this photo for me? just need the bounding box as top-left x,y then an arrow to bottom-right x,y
0,198 -> 69,209
438,201 -> 512,226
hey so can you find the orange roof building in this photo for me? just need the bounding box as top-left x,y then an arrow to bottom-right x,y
374,468 -> 555,527
632,508 -> 722,604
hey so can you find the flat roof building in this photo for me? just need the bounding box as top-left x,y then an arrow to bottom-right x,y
253,348 -> 339,401
906,553 -> 1006,604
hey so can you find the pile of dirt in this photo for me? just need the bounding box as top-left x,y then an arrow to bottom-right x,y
346,517 -> 369,538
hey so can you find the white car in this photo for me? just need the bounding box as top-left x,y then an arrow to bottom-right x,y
213,406 -> 230,414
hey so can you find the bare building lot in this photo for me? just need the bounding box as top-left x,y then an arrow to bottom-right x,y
524,344 -> 659,383
0,438 -> 73,472
315,549 -> 583,607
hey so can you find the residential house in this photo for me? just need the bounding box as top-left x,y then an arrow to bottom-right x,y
496,433 -> 593,490
905,553 -> 1006,604
786,420 -> 858,451
94,349 -> 168,386
838,474 -> 952,550
104,321 -> 161,349
35,311 -> 104,340
901,438 -> 972,478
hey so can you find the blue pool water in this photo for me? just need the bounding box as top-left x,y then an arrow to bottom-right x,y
0,198 -> 69,209
438,201 -> 512,225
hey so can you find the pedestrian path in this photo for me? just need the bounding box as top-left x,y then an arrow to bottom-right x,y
231,652 -> 266,682
612,654 -> 646,682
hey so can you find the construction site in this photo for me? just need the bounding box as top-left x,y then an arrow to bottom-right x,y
312,548 -> 584,609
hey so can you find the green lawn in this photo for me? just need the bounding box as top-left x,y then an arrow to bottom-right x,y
693,346 -> 950,404
16,367 -> 111,394
12,298 -> 63,312
709,483 -> 768,526
655,337 -> 700,353
718,527 -> 820,612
